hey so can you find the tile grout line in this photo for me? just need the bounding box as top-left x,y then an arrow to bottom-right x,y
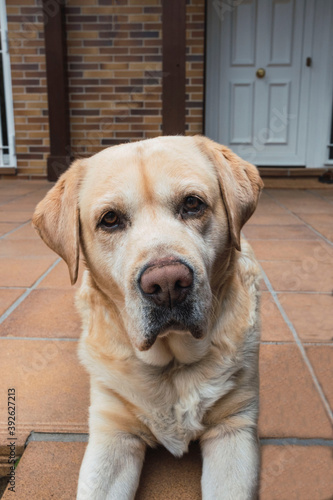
243,192 -> 333,424
0,219 -> 31,240
259,263 -> 333,424
260,437 -> 333,447
245,238 -> 321,241
0,184 -> 50,234
261,341 -> 333,346
302,342 -> 333,346
0,184 -> 51,208
0,286 -> 28,290
276,290 -> 330,295
308,190 -> 333,206
282,218 -> 332,246
0,338 -> 330,345
0,258 -> 61,325
26,432 -> 89,445
23,431 -> 333,447
0,336 -> 78,341
264,190 -> 333,248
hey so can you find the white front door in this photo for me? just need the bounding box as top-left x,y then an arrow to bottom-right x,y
210,0 -> 312,166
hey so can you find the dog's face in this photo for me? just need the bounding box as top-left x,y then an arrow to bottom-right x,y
33,136 -> 263,353
78,137 -> 228,351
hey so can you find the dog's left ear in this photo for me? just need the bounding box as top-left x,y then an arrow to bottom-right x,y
32,160 -> 84,285
194,135 -> 264,251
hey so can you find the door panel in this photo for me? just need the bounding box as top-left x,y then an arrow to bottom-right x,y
231,0 -> 257,65
218,0 -> 309,165
229,82 -> 254,143
266,82 -> 290,143
269,0 -> 294,65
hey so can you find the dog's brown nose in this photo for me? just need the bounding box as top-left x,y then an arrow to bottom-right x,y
139,259 -> 193,308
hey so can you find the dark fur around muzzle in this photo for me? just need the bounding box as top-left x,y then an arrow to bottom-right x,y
139,296 -> 209,351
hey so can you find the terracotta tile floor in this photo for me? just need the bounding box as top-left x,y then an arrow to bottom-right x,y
0,180 -> 332,499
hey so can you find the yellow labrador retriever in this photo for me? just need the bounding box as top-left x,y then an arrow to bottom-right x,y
33,135 -> 263,500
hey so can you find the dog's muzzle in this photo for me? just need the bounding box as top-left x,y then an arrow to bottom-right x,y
137,257 -> 206,349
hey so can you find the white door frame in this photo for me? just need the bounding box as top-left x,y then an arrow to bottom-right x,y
205,0 -> 333,168
0,0 -> 16,169
305,0 -> 333,167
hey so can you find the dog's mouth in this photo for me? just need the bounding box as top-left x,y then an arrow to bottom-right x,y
155,320 -> 204,341
158,321 -> 202,338
139,326 -> 204,351
139,300 -> 206,351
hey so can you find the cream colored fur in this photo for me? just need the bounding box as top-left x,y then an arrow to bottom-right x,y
33,135 -> 263,500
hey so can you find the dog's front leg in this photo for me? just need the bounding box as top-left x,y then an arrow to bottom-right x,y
201,427 -> 260,500
77,432 -> 146,500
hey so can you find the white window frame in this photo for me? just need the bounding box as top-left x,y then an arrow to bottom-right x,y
0,0 -> 16,169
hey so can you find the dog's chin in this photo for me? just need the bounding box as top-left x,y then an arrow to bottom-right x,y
137,321 -> 205,352
133,294 -> 211,352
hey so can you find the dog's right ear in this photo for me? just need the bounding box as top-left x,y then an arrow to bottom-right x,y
32,160 -> 84,285
194,136 -> 263,251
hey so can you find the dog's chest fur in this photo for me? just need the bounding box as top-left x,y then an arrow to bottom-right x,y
136,349 -> 241,456
77,246 -> 260,457
83,334 -> 242,457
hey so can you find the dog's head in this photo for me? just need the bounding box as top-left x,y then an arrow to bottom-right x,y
33,136 -> 263,352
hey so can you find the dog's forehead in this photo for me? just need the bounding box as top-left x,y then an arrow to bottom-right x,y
80,136 -> 218,207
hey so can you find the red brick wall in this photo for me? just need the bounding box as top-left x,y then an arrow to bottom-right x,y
5,0 -> 206,177
6,0 -> 50,177
66,0 -> 163,158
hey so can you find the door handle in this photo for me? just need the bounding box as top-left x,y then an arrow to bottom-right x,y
256,68 -> 266,78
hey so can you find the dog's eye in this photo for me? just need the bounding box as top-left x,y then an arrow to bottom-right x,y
101,211 -> 120,228
181,196 -> 206,218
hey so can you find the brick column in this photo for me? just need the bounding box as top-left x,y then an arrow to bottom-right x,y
162,0 -> 186,135
43,0 -> 71,181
